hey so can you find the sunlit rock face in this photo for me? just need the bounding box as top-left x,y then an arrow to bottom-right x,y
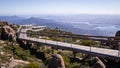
1,26 -> 16,41
48,54 -> 65,68
93,57 -> 105,68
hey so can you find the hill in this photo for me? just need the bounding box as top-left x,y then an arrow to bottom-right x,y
0,15 -> 120,36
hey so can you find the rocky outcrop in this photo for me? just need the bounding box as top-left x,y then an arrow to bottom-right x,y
115,31 -> 120,37
0,40 -> 4,44
0,21 -> 9,26
112,31 -> 120,49
1,26 -> 16,41
93,57 -> 105,68
48,54 -> 65,68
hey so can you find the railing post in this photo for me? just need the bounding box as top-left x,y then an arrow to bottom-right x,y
45,39 -> 46,43
89,39 -> 92,55
36,33 -> 37,42
56,35 -> 58,45
28,32 -> 30,41
71,43 -> 72,48
52,47 -> 54,54
73,51 -> 76,58
108,38 -> 112,47
56,33 -> 58,49
71,36 -> 72,48
36,37 -> 37,42
0,46 -> 2,67
23,32 -> 25,39
118,42 -> 120,58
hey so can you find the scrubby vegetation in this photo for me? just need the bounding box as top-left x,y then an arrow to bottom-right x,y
1,38 -> 97,68
1,21 -> 120,68
27,28 -> 100,47
0,23 -> 101,68
80,40 -> 100,47
21,62 -> 44,68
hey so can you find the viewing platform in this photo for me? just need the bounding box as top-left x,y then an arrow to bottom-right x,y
18,25 -> 120,60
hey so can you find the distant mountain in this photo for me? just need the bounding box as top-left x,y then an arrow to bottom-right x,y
17,17 -> 59,25
0,16 -> 24,22
12,17 -> 70,29
0,16 -> 88,35
0,15 -> 119,36
0,16 -> 73,30
0,16 -> 62,28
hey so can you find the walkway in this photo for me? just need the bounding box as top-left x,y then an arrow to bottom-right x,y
18,27 -> 120,60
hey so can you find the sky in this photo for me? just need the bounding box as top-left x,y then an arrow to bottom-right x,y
0,0 -> 120,15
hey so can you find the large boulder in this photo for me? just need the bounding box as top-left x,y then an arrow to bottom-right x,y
93,57 -> 105,68
1,26 -> 16,41
115,31 -> 120,37
48,54 -> 65,68
112,31 -> 120,49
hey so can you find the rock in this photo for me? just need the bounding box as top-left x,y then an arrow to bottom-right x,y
112,31 -> 120,49
0,21 -> 9,26
115,31 -> 120,37
93,57 -> 105,68
0,40 -> 4,44
48,54 -> 65,68
1,26 -> 16,41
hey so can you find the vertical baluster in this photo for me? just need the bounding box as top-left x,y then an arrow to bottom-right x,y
71,36 -> 72,48
118,42 -> 120,58
90,39 -> 92,55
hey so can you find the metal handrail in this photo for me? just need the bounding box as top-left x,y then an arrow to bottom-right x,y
19,32 -> 120,42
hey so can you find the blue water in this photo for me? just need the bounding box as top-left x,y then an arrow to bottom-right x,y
70,22 -> 120,36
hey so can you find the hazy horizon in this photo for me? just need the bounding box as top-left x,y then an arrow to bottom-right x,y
1,14 -> 120,36
0,0 -> 120,36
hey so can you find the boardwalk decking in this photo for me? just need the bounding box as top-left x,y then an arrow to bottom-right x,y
18,28 -> 120,60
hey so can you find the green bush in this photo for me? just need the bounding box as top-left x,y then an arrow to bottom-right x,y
0,54 -> 10,64
81,40 -> 100,47
22,62 -> 40,68
14,46 -> 31,60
